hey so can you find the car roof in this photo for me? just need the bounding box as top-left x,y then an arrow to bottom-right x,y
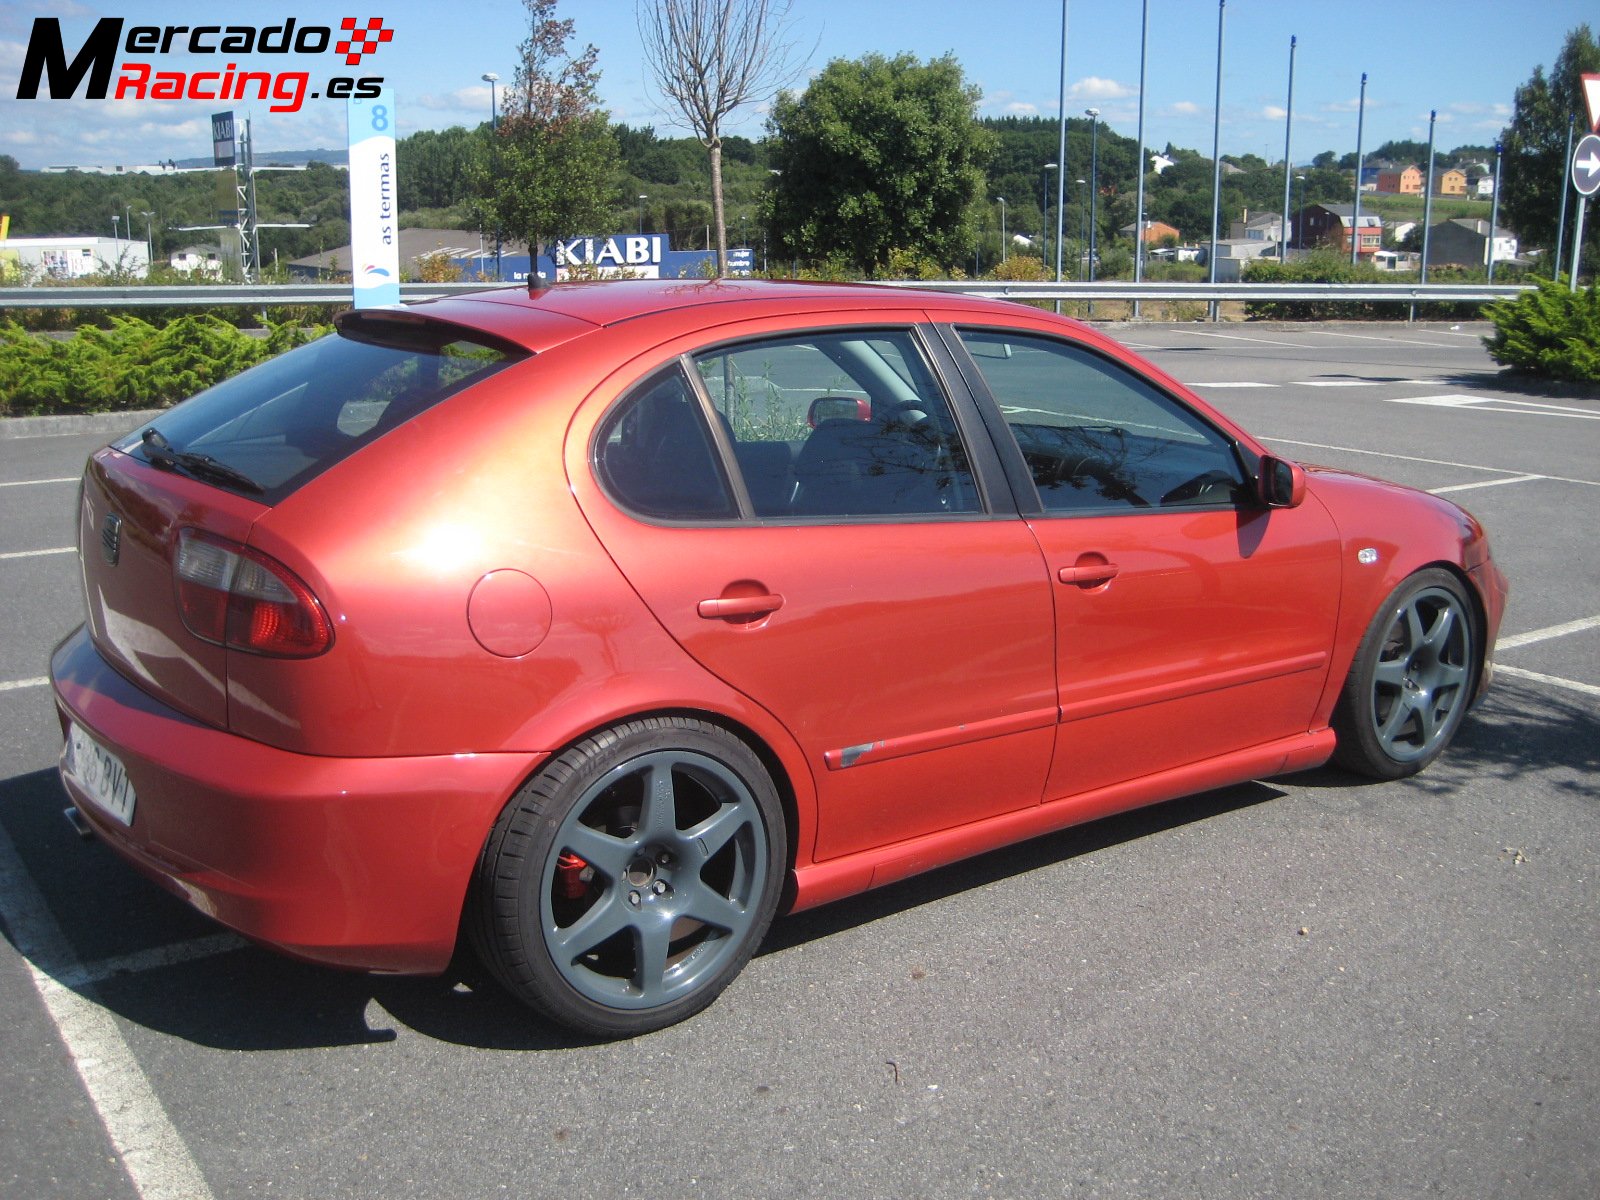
400,278 -> 1046,352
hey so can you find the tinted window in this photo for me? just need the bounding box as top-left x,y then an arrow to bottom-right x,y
694,331 -> 979,519
595,366 -> 736,521
958,330 -> 1246,513
117,314 -> 521,503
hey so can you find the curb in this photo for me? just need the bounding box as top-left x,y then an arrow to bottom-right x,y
0,410 -> 164,441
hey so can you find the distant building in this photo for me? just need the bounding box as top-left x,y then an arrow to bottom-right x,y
170,244 -> 226,277
1149,152 -> 1178,175
1229,211 -> 1284,245
1122,219 -> 1181,245
1295,204 -> 1382,258
1376,164 -> 1424,195
0,235 -> 149,280
1428,218 -> 1518,268
1430,167 -> 1468,197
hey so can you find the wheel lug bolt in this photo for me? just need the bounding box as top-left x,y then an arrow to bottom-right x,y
656,852 -> 671,866
628,891 -> 641,907
653,881 -> 668,895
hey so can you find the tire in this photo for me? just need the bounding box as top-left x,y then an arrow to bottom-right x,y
1332,568 -> 1478,780
470,716 -> 785,1037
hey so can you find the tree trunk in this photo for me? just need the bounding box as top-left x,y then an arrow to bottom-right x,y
710,139 -> 728,277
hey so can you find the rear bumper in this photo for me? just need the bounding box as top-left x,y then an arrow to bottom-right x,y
50,627 -> 543,975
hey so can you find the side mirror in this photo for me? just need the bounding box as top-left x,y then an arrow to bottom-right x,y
807,396 -> 872,427
1258,455 -> 1306,508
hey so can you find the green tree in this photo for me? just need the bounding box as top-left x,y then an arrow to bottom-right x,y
765,53 -> 993,274
479,0 -> 619,267
1500,24 -> 1600,266
399,126 -> 488,212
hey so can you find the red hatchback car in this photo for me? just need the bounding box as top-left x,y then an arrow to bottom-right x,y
52,280 -> 1507,1035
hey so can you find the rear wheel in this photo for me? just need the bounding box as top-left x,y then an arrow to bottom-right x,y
1332,569 -> 1477,779
471,717 -> 785,1037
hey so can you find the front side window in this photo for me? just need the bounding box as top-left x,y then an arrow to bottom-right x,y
957,330 -> 1247,514
694,330 -> 979,519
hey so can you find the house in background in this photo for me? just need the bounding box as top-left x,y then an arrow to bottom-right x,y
169,245 -> 225,277
1430,167 -> 1468,197
1428,218 -> 1518,268
1294,204 -> 1383,258
1122,218 -> 1182,245
1376,164 -> 1424,195
1229,211 -> 1284,246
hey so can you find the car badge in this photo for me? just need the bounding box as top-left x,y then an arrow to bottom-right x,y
101,513 -> 123,565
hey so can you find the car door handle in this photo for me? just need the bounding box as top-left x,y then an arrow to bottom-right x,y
697,593 -> 785,620
1058,562 -> 1120,586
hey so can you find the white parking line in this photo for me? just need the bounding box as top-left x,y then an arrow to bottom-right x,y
1260,437 -> 1600,488
1495,665 -> 1600,700
1174,329 -> 1309,348
0,547 -> 75,560
0,477 -> 78,488
1497,615 -> 1600,650
1303,380 -> 1384,387
0,677 -> 50,692
1191,381 -> 1279,388
63,934 -> 249,991
1299,329 -> 1462,349
1386,394 -> 1600,420
0,824 -> 215,1200
1429,474 -> 1545,495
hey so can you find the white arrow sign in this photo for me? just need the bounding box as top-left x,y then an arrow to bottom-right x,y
1574,134 -> 1600,196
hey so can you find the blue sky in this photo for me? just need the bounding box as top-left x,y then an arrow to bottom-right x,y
1,0 -> 1593,170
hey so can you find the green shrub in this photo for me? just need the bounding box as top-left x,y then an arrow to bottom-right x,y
1482,278 -> 1600,384
1241,250 -> 1478,322
0,314 -> 330,417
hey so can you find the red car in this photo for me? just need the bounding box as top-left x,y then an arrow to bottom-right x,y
52,280 -> 1507,1036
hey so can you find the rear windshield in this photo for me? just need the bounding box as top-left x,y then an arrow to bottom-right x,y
115,313 -> 524,503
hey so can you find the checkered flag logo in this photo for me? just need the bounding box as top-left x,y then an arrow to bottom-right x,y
337,17 -> 394,67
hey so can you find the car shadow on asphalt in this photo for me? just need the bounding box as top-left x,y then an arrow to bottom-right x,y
3,673 -> 1588,1054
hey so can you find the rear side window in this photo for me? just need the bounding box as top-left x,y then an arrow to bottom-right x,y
116,314 -> 523,503
694,330 -> 980,520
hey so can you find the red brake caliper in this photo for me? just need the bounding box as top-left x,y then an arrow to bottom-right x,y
555,852 -> 590,899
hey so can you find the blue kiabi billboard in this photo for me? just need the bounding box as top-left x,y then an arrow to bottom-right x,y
452,234 -> 754,283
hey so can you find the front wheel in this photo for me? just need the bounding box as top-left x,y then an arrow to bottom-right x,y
1332,569 -> 1478,779
470,717 -> 785,1038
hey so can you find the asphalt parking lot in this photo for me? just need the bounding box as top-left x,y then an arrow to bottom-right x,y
2,320 -> 1596,1199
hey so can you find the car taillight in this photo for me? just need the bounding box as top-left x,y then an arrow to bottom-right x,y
174,530 -> 333,658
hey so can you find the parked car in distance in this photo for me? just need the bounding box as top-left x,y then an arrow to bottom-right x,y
52,279 -> 1508,1036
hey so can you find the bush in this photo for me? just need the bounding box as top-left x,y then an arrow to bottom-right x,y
0,314 -> 330,417
1241,250 -> 1478,322
1482,278 -> 1600,384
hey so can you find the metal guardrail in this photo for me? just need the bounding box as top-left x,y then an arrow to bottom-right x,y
0,279 -> 1534,310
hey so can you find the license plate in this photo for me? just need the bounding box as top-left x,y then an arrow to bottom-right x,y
65,723 -> 137,826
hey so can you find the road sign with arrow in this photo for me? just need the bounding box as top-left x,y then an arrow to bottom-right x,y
1573,133 -> 1600,197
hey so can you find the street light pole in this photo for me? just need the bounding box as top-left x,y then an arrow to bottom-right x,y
1042,162 -> 1058,269
1295,175 -> 1306,249
1076,180 -> 1087,280
638,194 -> 648,235
482,72 -> 500,280
1351,71 -> 1368,266
1487,141 -> 1504,282
995,197 -> 1008,263
1086,108 -> 1100,282
141,210 -> 155,270
1279,34 -> 1296,261
1420,112 -> 1437,284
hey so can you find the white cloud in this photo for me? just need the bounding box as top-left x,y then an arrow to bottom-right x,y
1071,76 -> 1136,101
1169,100 -> 1200,116
1007,101 -> 1040,116
1263,105 -> 1288,120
